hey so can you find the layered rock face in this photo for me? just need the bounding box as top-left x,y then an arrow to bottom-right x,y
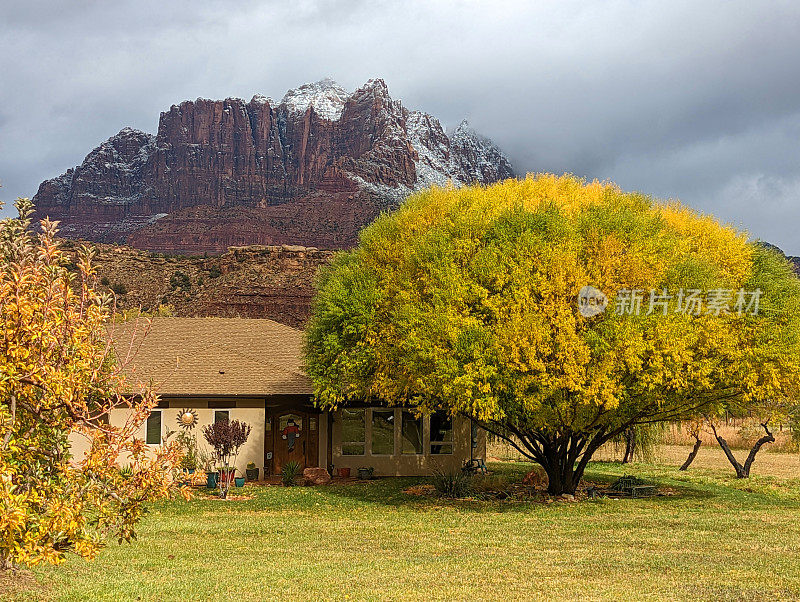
78,241 -> 333,327
34,79 -> 514,254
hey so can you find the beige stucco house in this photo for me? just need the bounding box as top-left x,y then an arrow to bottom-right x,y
70,317 -> 485,478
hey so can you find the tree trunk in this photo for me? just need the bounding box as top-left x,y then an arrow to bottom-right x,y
621,428 -> 636,464
477,421 -> 619,496
713,422 -> 774,478
542,460 -> 586,496
536,433 -> 608,495
679,435 -> 702,471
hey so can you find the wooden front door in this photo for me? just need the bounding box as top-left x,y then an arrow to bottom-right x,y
272,410 -> 317,473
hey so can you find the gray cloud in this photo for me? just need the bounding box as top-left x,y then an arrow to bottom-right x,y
1,0 -> 799,253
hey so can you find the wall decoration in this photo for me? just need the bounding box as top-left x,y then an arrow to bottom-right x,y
176,408 -> 199,429
281,418 -> 301,452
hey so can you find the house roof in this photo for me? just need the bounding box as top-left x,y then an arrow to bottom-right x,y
109,317 -> 311,397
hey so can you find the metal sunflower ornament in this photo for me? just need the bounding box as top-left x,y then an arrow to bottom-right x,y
176,408 -> 199,429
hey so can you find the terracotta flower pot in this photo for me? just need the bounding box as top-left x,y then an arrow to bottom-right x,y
218,468 -> 236,488
339,467 -> 351,478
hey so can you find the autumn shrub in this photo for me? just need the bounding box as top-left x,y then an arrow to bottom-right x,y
0,198 -> 184,569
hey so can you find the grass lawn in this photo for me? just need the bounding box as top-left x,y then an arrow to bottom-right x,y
8,452 -> 800,601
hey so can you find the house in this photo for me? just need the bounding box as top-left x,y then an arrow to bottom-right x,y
70,317 -> 485,478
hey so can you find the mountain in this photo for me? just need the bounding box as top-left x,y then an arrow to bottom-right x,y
757,242 -> 800,276
790,256 -> 800,276
33,78 -> 514,254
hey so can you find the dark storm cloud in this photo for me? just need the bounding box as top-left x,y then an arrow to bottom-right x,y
1,0 -> 799,253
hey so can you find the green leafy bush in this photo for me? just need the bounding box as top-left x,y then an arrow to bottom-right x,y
170,270 -> 191,290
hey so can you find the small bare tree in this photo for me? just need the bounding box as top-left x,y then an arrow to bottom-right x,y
202,419 -> 251,498
709,419 -> 774,479
679,420 -> 703,471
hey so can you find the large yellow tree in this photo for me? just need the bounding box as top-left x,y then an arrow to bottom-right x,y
305,174 -> 800,494
0,199 -> 184,568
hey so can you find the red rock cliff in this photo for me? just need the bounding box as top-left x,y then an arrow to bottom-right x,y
34,78 -> 515,254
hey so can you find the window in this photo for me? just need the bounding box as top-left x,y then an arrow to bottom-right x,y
214,410 -> 230,423
401,411 -> 423,454
146,411 -> 161,445
341,408 -> 365,456
371,410 -> 395,455
430,411 -> 453,454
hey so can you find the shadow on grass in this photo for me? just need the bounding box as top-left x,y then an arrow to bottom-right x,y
317,461 -> 708,511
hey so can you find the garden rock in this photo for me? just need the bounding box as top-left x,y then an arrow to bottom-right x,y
303,467 -> 332,486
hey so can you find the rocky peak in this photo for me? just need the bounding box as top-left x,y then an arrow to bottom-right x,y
449,120 -> 514,184
280,78 -> 348,121
33,78 -> 515,254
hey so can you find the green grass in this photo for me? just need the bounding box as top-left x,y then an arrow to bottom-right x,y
11,458 -> 800,601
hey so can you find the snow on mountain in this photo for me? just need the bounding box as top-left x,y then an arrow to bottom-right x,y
449,120 -> 514,185
406,111 -> 456,189
407,112 -> 514,190
280,78 -> 348,121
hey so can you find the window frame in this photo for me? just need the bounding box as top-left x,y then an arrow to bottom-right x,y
146,410 -> 162,445
370,409 -> 396,456
429,411 -> 454,455
340,408 -> 366,456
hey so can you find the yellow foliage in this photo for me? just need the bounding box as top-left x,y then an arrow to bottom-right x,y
308,174 -> 800,436
0,199 -> 184,568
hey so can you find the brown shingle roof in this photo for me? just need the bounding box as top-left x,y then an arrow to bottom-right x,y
109,317 -> 311,396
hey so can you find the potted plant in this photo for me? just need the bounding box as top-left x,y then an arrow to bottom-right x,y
245,462 -> 259,482
234,475 -> 245,487
218,465 -> 236,490
198,448 -> 217,489
202,418 -> 252,499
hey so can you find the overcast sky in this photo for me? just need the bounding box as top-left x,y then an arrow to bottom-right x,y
1,0 -> 799,253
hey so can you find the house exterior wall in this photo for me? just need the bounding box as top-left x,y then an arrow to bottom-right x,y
67,400 -> 486,479
68,398 -> 266,477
